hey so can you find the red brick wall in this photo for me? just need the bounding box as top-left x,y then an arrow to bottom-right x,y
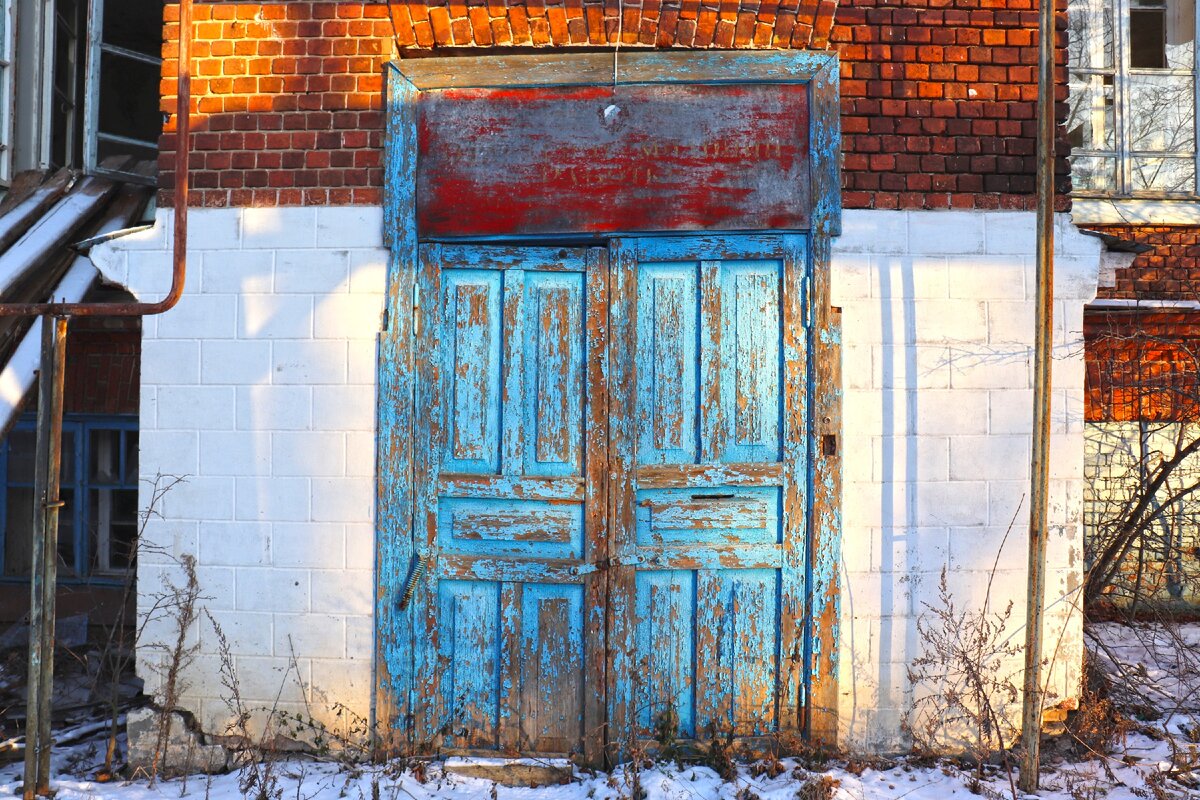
63,318 -> 141,416
158,0 -> 1070,210
1086,310 -> 1200,423
1084,225 -> 1200,423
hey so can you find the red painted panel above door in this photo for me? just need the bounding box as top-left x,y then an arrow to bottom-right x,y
416,83 -> 811,238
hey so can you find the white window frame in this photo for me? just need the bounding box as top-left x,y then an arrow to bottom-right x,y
0,0 -> 14,186
82,0 -> 160,183
1069,0 -> 1200,221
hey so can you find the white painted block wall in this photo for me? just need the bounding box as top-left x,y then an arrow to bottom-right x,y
96,206 -> 1098,749
94,206 -> 387,735
832,210 -> 1096,749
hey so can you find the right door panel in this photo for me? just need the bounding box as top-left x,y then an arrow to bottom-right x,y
609,235 -> 810,752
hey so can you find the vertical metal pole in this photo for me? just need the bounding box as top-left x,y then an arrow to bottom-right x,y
22,315 -> 68,800
1019,0 -> 1057,789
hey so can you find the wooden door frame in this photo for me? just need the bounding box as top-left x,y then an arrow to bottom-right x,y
376,51 -> 843,756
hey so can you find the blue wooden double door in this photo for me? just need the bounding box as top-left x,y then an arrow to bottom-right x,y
410,235 -> 809,761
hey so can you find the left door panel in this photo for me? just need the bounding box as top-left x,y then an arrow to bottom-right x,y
411,244 -> 608,762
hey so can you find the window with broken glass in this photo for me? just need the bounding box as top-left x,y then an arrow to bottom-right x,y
0,416 -> 138,581
1068,0 -> 1199,196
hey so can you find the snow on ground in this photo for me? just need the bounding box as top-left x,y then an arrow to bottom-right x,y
3,623 -> 1200,799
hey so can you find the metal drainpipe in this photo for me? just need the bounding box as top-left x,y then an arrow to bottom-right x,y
15,0 -> 192,795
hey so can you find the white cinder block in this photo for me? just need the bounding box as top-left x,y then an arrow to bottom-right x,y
157,294 -> 238,340
949,435 -> 1030,482
239,295 -> 314,339
270,341 -> 348,385
914,480 -> 989,527
236,385 -> 311,431
348,250 -> 388,295
157,386 -> 235,431
909,211 -> 984,254
987,301 -> 1037,344
313,293 -> 385,339
142,340 -> 200,385
275,249 -> 350,294
871,435 -> 951,484
874,344 -> 951,390
274,613 -> 345,659
313,386 -> 375,431
947,256 -> 1027,300
235,476 -> 311,522
347,338 -> 378,384
200,522 -> 271,566
235,567 -> 311,614
834,210 -> 909,254
242,207 -> 317,250
311,478 -> 374,523
201,610 -> 273,656
187,208 -> 241,250
273,523 -> 346,569
983,212 -> 1035,255
344,432 -> 375,477
913,389 -> 989,436
201,340 -> 273,385
138,430 -> 199,477
202,250 -> 274,295
989,389 -> 1035,435
271,432 -> 346,477
344,523 -> 374,570
200,430 -> 270,477
871,256 -> 949,299
947,345 -> 1030,390
160,475 -> 236,521
126,251 -> 177,298
311,570 -> 372,615
137,520 -> 199,565
232,655 -> 309,703
316,206 -> 385,249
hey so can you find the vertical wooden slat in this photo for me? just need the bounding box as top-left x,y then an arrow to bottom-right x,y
606,238 -> 638,763
778,235 -> 809,734
375,64 -> 419,753
501,270 -> 526,476
699,260 -> 723,464
807,57 -> 843,746
693,569 -> 730,736
411,245 -> 445,750
583,246 -> 610,767
498,580 -> 523,755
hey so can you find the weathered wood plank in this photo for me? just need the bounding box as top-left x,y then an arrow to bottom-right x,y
606,238 -> 639,763
699,260 -> 723,464
437,244 -> 588,272
397,50 -> 840,91
582,246 -> 610,767
634,462 -> 783,488
778,235 -> 809,734
438,474 -> 585,501
375,65 -> 419,752
501,269 -> 526,477
439,554 -> 589,583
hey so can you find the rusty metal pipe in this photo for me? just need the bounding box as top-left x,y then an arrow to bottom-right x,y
1018,0 -> 1057,790
0,0 -> 191,317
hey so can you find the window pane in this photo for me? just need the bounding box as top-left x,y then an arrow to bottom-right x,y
1130,0 -> 1195,69
89,487 -> 138,572
60,430 -> 75,482
97,51 -> 162,144
58,488 -> 75,573
8,430 -> 36,483
1070,155 -> 1118,192
1068,0 -> 1114,69
3,488 -> 33,576
90,429 -> 120,483
1132,155 -> 1196,192
1067,73 -> 1115,150
1129,73 -> 1196,151
1132,8 -> 1168,68
102,0 -> 166,55
124,430 -> 139,484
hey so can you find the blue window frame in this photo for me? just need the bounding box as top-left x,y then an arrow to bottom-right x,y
0,414 -> 138,583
